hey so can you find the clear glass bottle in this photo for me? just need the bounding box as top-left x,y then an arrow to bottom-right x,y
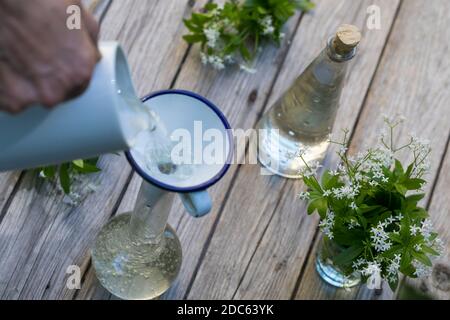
257,25 -> 361,178
91,181 -> 182,300
315,236 -> 361,288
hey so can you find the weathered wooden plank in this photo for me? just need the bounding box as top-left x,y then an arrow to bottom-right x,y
97,0 -> 196,95
186,0 -> 400,300
0,155 -> 130,299
161,2 -> 305,299
0,173 -> 21,217
74,0 -> 209,299
295,0 -> 450,299
0,0 -> 197,299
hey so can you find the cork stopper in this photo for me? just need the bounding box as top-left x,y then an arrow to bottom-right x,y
332,24 -> 361,55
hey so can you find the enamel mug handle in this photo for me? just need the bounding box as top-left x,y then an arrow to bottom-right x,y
179,191 -> 212,218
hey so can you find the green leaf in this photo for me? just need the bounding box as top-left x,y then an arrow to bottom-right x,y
394,159 -> 404,177
412,251 -> 433,267
307,197 -> 327,218
405,163 -> 414,177
321,170 -> 339,190
303,176 -> 323,193
333,229 -> 366,247
390,233 -> 403,244
295,0 -> 315,11
409,208 -> 429,220
73,162 -> 101,174
59,164 -> 71,194
400,252 -> 415,276
204,2 -> 218,11
184,19 -> 203,33
406,193 -> 425,203
394,183 -> 408,195
183,34 -> 205,44
333,245 -> 364,267
421,245 -> 440,256
191,12 -> 210,25
403,178 -> 426,190
42,166 -> 57,179
240,43 -> 252,61
256,6 -> 267,14
72,159 -> 84,168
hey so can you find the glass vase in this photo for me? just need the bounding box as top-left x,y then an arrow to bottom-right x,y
91,181 -> 182,300
315,236 -> 361,288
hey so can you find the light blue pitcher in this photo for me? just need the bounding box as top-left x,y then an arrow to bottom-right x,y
0,42 -> 147,172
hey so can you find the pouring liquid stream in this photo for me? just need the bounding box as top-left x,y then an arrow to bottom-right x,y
122,94 -> 193,181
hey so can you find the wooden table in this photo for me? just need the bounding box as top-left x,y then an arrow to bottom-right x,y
0,0 -> 449,300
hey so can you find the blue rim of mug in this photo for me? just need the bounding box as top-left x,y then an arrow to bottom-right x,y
125,89 -> 233,193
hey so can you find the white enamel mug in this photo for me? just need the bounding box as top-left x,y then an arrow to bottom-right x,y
0,42 -> 146,172
126,90 -> 234,217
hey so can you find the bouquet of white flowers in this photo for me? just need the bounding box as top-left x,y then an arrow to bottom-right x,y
299,117 -> 443,290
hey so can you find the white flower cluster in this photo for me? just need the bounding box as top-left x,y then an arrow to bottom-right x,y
204,26 -> 220,48
367,214 -> 402,253
408,134 -> 431,178
200,52 -> 225,70
260,15 -> 275,35
370,220 -> 393,252
433,238 -> 445,255
287,146 -> 310,160
331,183 -> 360,200
386,254 -> 401,283
300,161 -> 323,178
420,219 -> 434,241
353,259 -> 385,289
239,64 -> 257,74
297,191 -> 310,201
410,218 -> 444,254
352,257 -> 367,271
412,260 -> 432,278
319,211 -> 335,239
349,202 -> 358,210
410,224 -> 421,236
347,218 -> 360,229
357,148 -> 394,186
362,262 -> 382,289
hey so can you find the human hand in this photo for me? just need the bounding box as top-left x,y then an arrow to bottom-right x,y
0,0 -> 101,113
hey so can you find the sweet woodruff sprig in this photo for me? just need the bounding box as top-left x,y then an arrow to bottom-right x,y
183,0 -> 315,72
38,158 -> 101,195
297,117 -> 443,291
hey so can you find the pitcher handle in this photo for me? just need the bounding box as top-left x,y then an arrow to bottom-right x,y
179,191 -> 212,218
